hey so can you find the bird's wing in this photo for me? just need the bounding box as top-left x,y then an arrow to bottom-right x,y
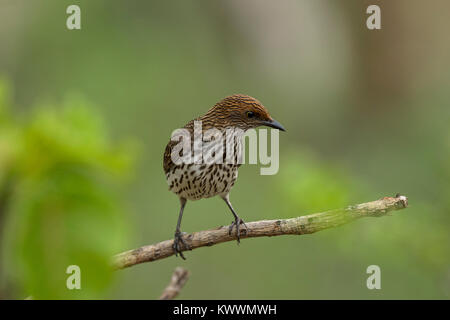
163,119 -> 195,174
163,139 -> 177,174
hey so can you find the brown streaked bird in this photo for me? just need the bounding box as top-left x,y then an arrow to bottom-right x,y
163,94 -> 285,259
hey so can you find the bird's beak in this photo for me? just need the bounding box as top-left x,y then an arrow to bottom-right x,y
261,118 -> 286,132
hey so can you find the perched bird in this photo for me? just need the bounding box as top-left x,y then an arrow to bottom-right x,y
163,94 -> 285,259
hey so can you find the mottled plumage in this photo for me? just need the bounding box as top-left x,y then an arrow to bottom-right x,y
163,94 -> 285,259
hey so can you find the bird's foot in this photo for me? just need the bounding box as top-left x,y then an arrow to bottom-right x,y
172,230 -> 191,260
228,217 -> 248,244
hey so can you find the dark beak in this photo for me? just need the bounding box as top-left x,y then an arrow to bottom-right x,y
261,118 -> 286,132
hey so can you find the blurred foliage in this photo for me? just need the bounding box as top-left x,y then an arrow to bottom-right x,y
0,78 -> 16,186
0,80 -> 138,299
278,149 -> 359,214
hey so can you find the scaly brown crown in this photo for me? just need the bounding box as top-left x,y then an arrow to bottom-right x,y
200,94 -> 274,131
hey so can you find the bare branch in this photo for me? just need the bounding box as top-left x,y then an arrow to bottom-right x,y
113,195 -> 408,269
159,267 -> 190,300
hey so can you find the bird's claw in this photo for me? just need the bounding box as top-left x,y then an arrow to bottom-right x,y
172,231 -> 191,260
228,217 -> 248,244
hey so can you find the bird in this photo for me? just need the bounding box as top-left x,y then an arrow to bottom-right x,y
163,94 -> 285,259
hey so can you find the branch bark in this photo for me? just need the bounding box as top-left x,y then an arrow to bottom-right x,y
113,195 -> 408,270
159,267 -> 190,300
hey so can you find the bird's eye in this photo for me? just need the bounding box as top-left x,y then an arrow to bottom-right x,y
246,111 -> 255,118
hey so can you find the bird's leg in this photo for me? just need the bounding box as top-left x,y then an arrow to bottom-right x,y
222,195 -> 248,244
172,198 -> 191,259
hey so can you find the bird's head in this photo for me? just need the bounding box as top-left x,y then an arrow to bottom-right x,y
202,94 -> 286,132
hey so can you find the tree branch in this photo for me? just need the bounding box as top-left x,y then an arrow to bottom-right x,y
159,267 -> 190,300
113,195 -> 408,269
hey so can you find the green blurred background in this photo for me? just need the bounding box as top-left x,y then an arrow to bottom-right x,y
0,0 -> 449,299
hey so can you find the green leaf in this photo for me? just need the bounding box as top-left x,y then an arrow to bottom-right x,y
3,97 -> 135,299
